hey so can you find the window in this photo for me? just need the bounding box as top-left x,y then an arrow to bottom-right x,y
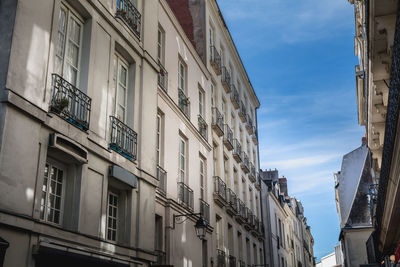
249,187 -> 253,211
253,243 -> 257,265
200,158 -> 206,200
213,143 -> 219,176
216,215 -> 223,249
222,99 -> 226,121
157,26 -> 165,64
107,191 -> 119,241
238,231 -> 243,261
155,215 -> 163,251
242,178 -> 246,202
211,83 -> 215,108
55,3 -> 83,86
220,45 -> 225,66
156,113 -> 164,166
179,137 -> 186,183
114,54 -> 129,122
246,238 -> 251,265
199,89 -> 205,117
223,155 -> 228,184
228,224 -> 234,255
234,168 -> 239,195
40,162 -> 65,224
178,60 -> 186,92
209,26 -> 214,47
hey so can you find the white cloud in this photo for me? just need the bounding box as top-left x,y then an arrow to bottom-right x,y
262,153 -> 338,170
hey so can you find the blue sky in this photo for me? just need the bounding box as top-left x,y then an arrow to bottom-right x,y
217,0 -> 365,261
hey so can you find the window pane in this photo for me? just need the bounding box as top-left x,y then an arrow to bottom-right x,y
119,65 -> 127,87
69,17 -> 81,44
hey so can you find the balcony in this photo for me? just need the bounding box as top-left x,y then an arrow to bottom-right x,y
178,89 -> 190,119
226,188 -> 238,216
228,255 -> 236,267
249,162 -> 256,183
252,126 -> 258,145
198,115 -> 208,141
244,208 -> 253,231
251,215 -> 259,237
156,165 -> 167,194
217,249 -> 226,267
258,221 -> 265,240
210,46 -> 222,75
158,61 -> 168,92
230,84 -> 240,109
116,0 -> 141,38
235,199 -> 247,224
110,116 -> 138,161
246,114 -> 253,134
255,172 -> 261,191
212,107 -> 224,137
221,66 -> 231,93
238,101 -> 246,122
50,74 -> 91,131
178,182 -> 194,210
213,176 -> 227,207
241,152 -> 250,173
200,199 -> 210,223
155,250 -> 166,265
223,124 -> 234,150
232,139 -> 242,163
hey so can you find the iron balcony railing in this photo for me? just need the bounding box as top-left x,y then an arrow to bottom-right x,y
200,198 -> 210,223
249,162 -> 256,182
252,126 -> 258,145
51,74 -> 91,131
233,139 -> 242,162
227,188 -> 238,213
239,100 -> 246,122
221,66 -> 231,93
223,124 -> 234,150
155,250 -> 166,265
241,152 -> 250,173
238,199 -> 247,220
156,165 -> 167,193
229,255 -> 236,267
212,107 -> 224,136
214,176 -> 227,202
246,114 -> 253,134
217,249 -> 226,267
178,88 -> 190,118
178,182 -> 194,210
158,61 -> 168,92
198,114 -> 208,141
210,45 -> 222,75
230,84 -> 240,109
110,116 -> 138,161
116,0 -> 141,38
246,208 -> 253,227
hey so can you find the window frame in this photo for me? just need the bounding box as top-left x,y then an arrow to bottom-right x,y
107,190 -> 119,242
179,137 -> 186,183
200,157 -> 206,200
40,160 -> 67,225
114,53 -> 129,123
157,26 -> 165,64
55,3 -> 84,87
178,59 -> 186,93
198,88 -> 205,117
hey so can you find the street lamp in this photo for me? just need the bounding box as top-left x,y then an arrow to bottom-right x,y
172,213 -> 208,240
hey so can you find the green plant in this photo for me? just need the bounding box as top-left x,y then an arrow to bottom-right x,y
56,97 -> 69,110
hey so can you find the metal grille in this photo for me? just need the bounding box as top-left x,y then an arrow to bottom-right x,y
116,0 -> 141,38
110,116 -> 138,161
200,198 -> 210,223
178,182 -> 194,210
214,176 -> 227,202
198,114 -> 208,140
157,165 -> 167,193
178,89 -> 190,118
51,74 -> 91,131
158,61 -> 168,92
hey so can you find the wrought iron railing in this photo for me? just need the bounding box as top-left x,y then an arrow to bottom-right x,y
178,88 -> 190,118
230,84 -> 240,108
178,182 -> 194,210
200,198 -> 210,223
158,61 -> 168,92
238,199 -> 247,220
214,176 -> 227,202
51,74 -> 91,131
239,100 -> 246,119
221,66 -> 231,93
246,208 -> 253,226
110,116 -> 138,161
198,114 -> 208,140
233,139 -> 242,161
217,249 -> 226,267
212,107 -> 224,134
249,162 -> 256,181
227,188 -> 238,212
242,152 -> 249,172
229,255 -> 236,267
210,45 -> 222,73
246,114 -> 253,132
116,0 -> 141,38
223,124 -> 234,149
157,165 -> 167,193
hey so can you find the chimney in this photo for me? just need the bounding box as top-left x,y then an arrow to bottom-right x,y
279,176 -> 288,196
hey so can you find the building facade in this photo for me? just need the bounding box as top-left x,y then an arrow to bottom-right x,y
348,0 -> 400,264
260,170 -> 315,267
0,0 -> 264,266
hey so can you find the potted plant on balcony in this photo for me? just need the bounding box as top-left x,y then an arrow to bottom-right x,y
52,97 -> 69,114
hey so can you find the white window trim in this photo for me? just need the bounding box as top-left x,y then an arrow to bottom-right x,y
114,54 -> 129,123
179,137 -> 186,183
107,191 -> 119,241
